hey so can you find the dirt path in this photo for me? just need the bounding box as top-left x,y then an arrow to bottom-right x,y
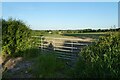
2,57 -> 34,78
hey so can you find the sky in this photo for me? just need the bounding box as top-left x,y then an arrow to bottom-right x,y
2,0 -> 120,2
2,2 -> 118,30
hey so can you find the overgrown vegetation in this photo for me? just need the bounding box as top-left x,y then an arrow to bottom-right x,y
2,18 -> 32,57
2,51 -> 69,78
2,18 -> 120,78
71,32 -> 120,78
29,53 -> 67,78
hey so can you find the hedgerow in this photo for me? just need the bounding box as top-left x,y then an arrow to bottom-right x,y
2,18 -> 32,57
73,32 -> 120,78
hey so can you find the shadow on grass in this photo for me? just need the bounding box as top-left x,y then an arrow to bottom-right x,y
11,47 -> 41,59
2,47 -> 71,78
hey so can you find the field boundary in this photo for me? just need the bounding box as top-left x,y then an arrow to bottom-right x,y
32,36 -> 93,61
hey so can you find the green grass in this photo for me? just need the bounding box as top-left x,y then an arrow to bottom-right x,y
63,32 -> 108,39
32,30 -> 108,39
43,33 -> 64,37
31,52 -> 68,78
2,50 -> 70,78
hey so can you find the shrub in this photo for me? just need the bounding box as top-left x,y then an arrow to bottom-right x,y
74,32 -> 120,78
2,18 -> 32,57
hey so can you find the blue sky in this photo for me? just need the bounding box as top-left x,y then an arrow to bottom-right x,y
3,2 -> 118,30
2,0 -> 120,2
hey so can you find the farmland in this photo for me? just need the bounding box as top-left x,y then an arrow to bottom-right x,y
1,1 -> 120,79
1,19 -> 120,78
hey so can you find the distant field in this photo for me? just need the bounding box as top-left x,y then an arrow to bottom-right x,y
32,32 -> 110,46
32,31 -> 108,40
63,32 -> 108,39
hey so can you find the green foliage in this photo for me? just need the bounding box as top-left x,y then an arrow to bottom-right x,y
23,48 -> 40,59
2,18 -> 32,56
32,53 -> 66,78
73,32 -> 120,78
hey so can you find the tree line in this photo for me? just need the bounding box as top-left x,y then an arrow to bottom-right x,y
33,28 -> 120,35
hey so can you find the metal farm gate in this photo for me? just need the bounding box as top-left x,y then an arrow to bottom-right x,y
32,36 -> 92,61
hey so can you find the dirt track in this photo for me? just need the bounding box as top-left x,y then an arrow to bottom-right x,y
43,36 -> 94,47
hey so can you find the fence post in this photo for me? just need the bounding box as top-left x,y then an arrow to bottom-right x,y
41,36 -> 43,50
71,41 -> 73,53
54,40 -> 56,51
